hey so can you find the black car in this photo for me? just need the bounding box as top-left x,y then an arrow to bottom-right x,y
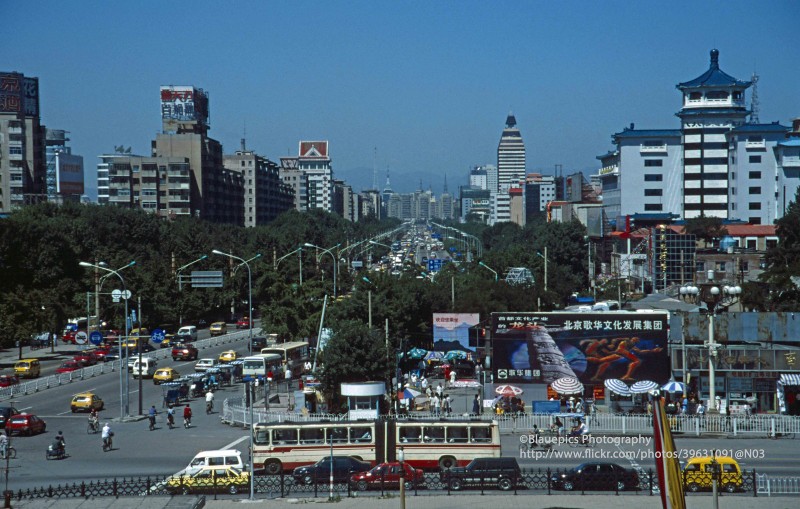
251,336 -> 267,350
292,456 -> 371,485
550,462 -> 639,491
0,406 -> 20,429
440,457 -> 523,491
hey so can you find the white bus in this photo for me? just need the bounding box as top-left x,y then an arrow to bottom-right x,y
253,418 -> 500,474
260,341 -> 309,374
242,353 -> 283,379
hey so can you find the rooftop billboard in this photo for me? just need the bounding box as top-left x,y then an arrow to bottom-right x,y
160,86 -> 209,126
490,312 -> 670,385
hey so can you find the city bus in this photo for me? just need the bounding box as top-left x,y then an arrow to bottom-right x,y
260,341 -> 309,374
252,418 -> 500,474
242,353 -> 283,379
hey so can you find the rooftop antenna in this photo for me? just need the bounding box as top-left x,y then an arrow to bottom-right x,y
443,173 -> 449,194
750,72 -> 760,124
372,146 -> 378,190
241,121 -> 247,151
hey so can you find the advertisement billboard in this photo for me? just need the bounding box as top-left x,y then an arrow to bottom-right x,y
56,153 -> 85,195
160,86 -> 209,126
0,73 -> 39,116
490,312 -> 670,385
432,313 -> 480,352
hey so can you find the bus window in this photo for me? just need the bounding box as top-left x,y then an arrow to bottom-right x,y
349,427 -> 372,443
300,428 -> 324,444
254,429 -> 269,445
447,426 -> 469,443
423,426 -> 445,443
470,426 -> 491,443
399,426 -> 421,443
326,427 -> 348,444
273,428 -> 298,445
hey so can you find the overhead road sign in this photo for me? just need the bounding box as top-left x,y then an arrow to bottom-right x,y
191,270 -> 223,288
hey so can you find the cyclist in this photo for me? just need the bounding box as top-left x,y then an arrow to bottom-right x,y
183,404 -> 192,428
205,389 -> 214,414
568,419 -> 590,444
166,405 -> 175,428
551,416 -> 564,437
89,408 -> 99,432
52,430 -> 66,456
148,405 -> 157,431
101,423 -> 113,450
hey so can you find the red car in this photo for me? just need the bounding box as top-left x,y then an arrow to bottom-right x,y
350,462 -> 426,491
56,360 -> 84,374
172,343 -> 198,361
93,347 -> 112,362
6,413 -> 46,436
73,351 -> 98,366
236,316 -> 250,329
0,375 -> 19,388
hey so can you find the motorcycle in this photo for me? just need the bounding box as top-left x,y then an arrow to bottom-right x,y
102,433 -> 113,452
46,443 -> 66,460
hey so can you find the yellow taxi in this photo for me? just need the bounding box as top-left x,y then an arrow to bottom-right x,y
153,367 -> 180,385
209,322 -> 228,337
70,392 -> 104,413
683,456 -> 743,493
218,350 -> 238,363
160,332 -> 176,349
166,466 -> 249,495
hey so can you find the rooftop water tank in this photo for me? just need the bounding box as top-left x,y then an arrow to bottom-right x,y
720,236 -> 736,254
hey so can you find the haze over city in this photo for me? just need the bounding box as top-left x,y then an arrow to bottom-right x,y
7,1 -> 800,199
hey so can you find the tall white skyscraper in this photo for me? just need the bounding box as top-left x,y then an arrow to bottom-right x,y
495,113 -> 526,223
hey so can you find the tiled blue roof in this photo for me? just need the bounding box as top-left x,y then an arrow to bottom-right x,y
596,150 -> 618,160
730,123 -> 789,133
676,49 -> 751,90
613,129 -> 680,139
778,139 -> 800,147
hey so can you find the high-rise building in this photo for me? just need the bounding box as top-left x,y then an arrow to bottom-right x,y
771,118 -> 800,221
496,114 -> 526,223
298,141 -> 333,212
45,129 -> 84,203
0,72 -> 46,213
524,173 -> 557,222
677,50 -> 752,219
223,147 -> 294,227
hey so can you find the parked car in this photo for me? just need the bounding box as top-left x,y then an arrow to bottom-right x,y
0,406 -> 20,429
0,374 -> 20,388
70,392 -> 104,413
6,413 -> 46,436
209,322 -> 228,337
73,350 -> 98,366
441,457 -> 523,491
350,462 -> 425,491
195,358 -> 218,372
165,466 -> 249,495
236,316 -> 250,329
550,462 -> 639,491
292,456 -> 371,485
172,343 -> 199,361
56,360 -> 84,374
683,456 -> 743,493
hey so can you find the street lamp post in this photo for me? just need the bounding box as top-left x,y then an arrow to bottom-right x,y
213,250 -> 261,355
478,261 -> 498,282
680,273 -> 741,413
80,260 -> 135,420
176,255 -> 208,326
275,247 -> 303,285
304,243 -> 339,298
536,248 -> 548,310
362,277 -> 373,328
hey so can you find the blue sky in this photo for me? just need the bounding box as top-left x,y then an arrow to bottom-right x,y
7,1 -> 800,199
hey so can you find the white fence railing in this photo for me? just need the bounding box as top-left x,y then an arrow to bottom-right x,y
0,329 -> 257,401
221,399 -> 800,438
757,474 -> 800,496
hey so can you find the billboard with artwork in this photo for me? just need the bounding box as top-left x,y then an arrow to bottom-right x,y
432,313 -> 480,352
490,312 -> 670,384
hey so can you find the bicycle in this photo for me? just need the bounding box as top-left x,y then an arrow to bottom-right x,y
148,415 -> 156,431
87,419 -> 100,434
0,447 -> 16,460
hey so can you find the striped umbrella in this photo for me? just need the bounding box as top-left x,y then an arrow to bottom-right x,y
661,380 -> 685,393
550,376 -> 584,395
604,378 -> 632,396
630,380 -> 660,394
424,351 -> 444,361
494,384 -> 524,397
444,350 -> 467,361
405,347 -> 428,360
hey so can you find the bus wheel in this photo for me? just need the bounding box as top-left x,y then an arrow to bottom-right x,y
265,460 -> 281,475
439,456 -> 456,470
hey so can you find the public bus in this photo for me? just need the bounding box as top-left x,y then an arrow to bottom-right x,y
242,353 -> 283,379
260,341 -> 309,374
252,418 -> 500,474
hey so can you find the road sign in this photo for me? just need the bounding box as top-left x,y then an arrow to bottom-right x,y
75,331 -> 88,345
192,270 -> 223,288
151,328 -> 166,344
89,331 -> 103,346
427,259 -> 444,272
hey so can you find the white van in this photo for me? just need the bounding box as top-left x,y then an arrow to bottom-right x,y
132,357 -> 158,378
183,449 -> 243,476
177,325 -> 198,342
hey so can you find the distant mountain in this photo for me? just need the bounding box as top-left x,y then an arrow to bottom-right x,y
432,339 -> 473,353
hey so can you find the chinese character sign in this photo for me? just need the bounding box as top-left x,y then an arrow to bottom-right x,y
490,312 -> 670,384
432,313 -> 479,352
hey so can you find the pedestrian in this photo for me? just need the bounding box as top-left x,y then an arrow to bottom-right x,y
445,394 -> 452,414
431,394 -> 441,416
285,365 -> 292,389
681,396 -> 688,415
574,398 -> 583,414
696,402 -> 705,416
472,394 -> 481,415
421,376 -> 428,391
436,383 -> 443,398
449,369 -> 457,387
425,385 -> 432,399
589,401 -> 599,425
567,397 -> 574,413
646,401 -> 653,415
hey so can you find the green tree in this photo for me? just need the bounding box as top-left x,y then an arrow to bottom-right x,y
682,215 -> 728,246
760,187 -> 800,310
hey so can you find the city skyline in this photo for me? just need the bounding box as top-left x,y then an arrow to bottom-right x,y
7,1 -> 800,200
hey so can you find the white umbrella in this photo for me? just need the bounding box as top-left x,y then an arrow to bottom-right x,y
550,376 -> 584,395
604,378 -> 632,396
630,380 -> 660,394
661,380 -> 685,393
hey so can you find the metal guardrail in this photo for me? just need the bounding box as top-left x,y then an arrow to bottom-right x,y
221,400 -> 800,438
0,329 -> 258,402
757,473 -> 800,496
